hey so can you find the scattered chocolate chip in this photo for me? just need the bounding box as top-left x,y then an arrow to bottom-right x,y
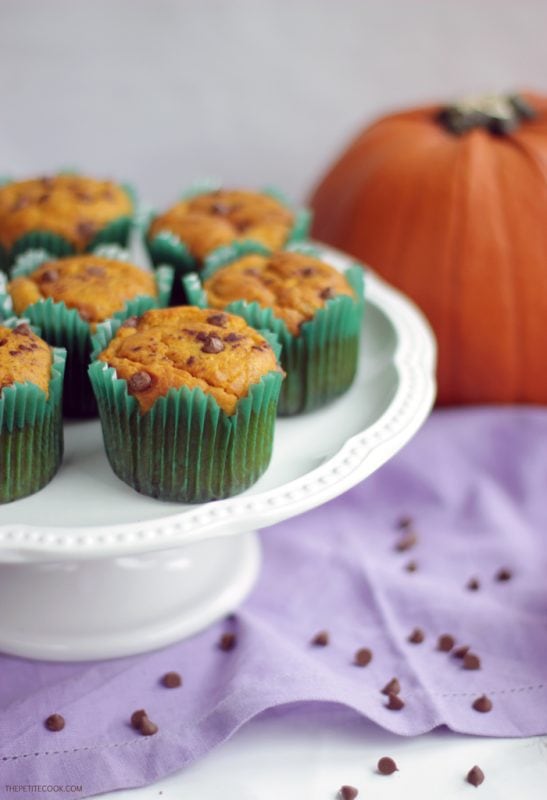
76,220 -> 96,239
130,709 -> 148,729
319,286 -> 335,300
225,332 -> 244,343
300,266 -> 316,277
138,717 -> 159,736
467,578 -> 480,591
13,323 -> 32,336
408,627 -> 425,644
206,313 -> 228,327
395,531 -> 418,551
201,334 -> 225,354
404,560 -> 418,572
218,632 -> 237,651
233,218 -> 251,232
40,268 -> 59,283
463,653 -> 481,671
381,677 -> 400,696
128,371 -> 152,393
161,671 -> 182,688
397,515 -> 413,529
495,568 -> 512,582
466,765 -> 485,787
37,192 -> 50,204
0,338 -> 6,347
210,201 -> 231,216
386,692 -> 405,711
186,356 -> 195,366
437,634 -> 455,652
354,648 -> 373,667
8,350 -> 18,356
78,308 -> 94,322
311,630 -> 329,647
194,331 -> 208,342
121,316 -> 139,328
377,756 -> 398,775
339,786 -> 359,800
86,264 -> 106,277
472,695 -> 493,713
44,713 -> 65,732
453,645 -> 470,659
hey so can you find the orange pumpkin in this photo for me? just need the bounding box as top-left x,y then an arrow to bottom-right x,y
310,92 -> 547,405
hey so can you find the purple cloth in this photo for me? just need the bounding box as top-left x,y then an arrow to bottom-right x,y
1,408 -> 546,798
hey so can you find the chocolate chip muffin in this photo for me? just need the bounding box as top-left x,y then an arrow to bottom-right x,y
0,174 -> 134,272
184,249 -> 365,415
0,321 -> 65,503
89,306 -> 284,502
3,250 -> 173,417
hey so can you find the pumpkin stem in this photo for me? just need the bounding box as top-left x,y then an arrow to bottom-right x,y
438,93 -> 536,135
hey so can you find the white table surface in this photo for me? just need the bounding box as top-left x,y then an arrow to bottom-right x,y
106,705 -> 546,799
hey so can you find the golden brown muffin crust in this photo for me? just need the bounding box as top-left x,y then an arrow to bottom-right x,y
0,323 -> 52,397
98,306 -> 281,415
9,255 -> 157,329
149,189 -> 294,262
0,175 -> 132,252
203,251 -> 355,335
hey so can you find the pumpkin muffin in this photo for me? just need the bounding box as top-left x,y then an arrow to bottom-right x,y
184,249 -> 365,415
0,321 -> 66,503
89,306 -> 284,502
0,174 -> 133,272
3,250 -> 173,417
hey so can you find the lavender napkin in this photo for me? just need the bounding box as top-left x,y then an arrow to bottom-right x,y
1,408 -> 546,799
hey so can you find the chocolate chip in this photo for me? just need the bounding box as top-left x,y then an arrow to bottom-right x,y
496,568 -> 512,582
130,709 -> 148,729
244,267 -> 260,277
44,713 -> 65,732
404,560 -> 418,572
138,717 -> 159,736
186,356 -> 195,366
76,220 -> 95,239
218,632 -> 237,651
397,515 -> 413,529
8,350 -> 18,356
377,756 -> 398,775
386,692 -> 405,711
453,645 -> 470,659
467,577 -> 480,591
13,323 -> 32,336
354,648 -> 373,667
408,627 -> 425,644
225,332 -> 243,342
395,531 -> 418,551
472,695 -> 493,713
128,371 -> 152,393
37,192 -> 50,204
86,264 -> 106,277
463,653 -> 481,670
234,218 -> 251,232
40,268 -> 59,283
339,786 -> 358,800
381,677 -> 400,696
311,630 -> 329,646
300,266 -> 316,277
206,313 -> 228,327
121,316 -> 139,328
78,308 -> 94,322
210,201 -> 231,216
201,334 -> 225,354
466,765 -> 485,787
194,331 -> 208,342
437,634 -> 455,652
161,671 -> 182,688
319,287 -> 335,300
0,338 -> 6,347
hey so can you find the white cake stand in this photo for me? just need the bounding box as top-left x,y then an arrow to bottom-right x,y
0,245 -> 436,661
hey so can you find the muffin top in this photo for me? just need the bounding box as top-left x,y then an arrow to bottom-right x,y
149,189 -> 294,262
203,250 -> 356,335
8,255 -> 157,329
0,323 -> 52,398
0,175 -> 132,252
98,306 -> 281,414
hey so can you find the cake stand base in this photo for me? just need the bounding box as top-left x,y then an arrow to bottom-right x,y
0,531 -> 260,661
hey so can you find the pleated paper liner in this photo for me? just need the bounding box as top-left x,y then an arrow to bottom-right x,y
0,176 -> 136,275
183,243 -> 365,415
88,319 -> 283,503
0,317 -> 66,504
1,248 -> 174,417
143,182 -> 312,303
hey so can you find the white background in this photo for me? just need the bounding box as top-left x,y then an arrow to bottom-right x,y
1,2 -> 546,797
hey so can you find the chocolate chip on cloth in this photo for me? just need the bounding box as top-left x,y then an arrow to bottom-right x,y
218,632 -> 237,652
354,647 -> 373,666
408,627 -> 425,644
311,630 -> 329,646
437,634 -> 456,652
466,765 -> 485,787
386,692 -> 405,711
161,671 -> 183,688
339,786 -> 359,799
463,652 -> 481,670
381,677 -> 400,695
377,756 -> 398,775
472,695 -> 493,713
44,713 -> 65,732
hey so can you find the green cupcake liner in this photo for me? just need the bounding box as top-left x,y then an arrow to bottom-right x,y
183,257 -> 365,415
0,177 -> 136,275
143,183 -> 312,304
1,253 -> 174,417
0,318 -> 66,503
88,319 -> 283,503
